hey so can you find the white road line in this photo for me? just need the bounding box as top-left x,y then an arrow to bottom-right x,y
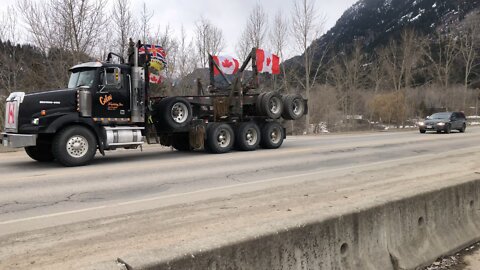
3,146 -> 480,226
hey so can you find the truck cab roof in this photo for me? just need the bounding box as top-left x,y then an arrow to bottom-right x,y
70,62 -> 131,71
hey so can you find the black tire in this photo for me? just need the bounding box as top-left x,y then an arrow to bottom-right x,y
205,123 -> 234,154
282,94 -> 305,120
172,133 -> 191,151
25,143 -> 55,162
436,130 -> 442,134
459,123 -> 466,133
52,126 -> 97,167
158,97 -> 192,129
419,129 -> 426,134
255,92 -> 267,116
235,122 -> 261,151
260,121 -> 284,149
260,92 -> 283,119
445,124 -> 451,134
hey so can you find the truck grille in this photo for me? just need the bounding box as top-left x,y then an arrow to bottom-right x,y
4,92 -> 24,133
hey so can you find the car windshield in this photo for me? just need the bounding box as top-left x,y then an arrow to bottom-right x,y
68,69 -> 96,88
429,113 -> 451,120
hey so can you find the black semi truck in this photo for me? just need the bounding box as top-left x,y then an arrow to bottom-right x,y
2,42 -> 307,166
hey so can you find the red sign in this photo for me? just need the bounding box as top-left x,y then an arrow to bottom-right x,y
7,103 -> 15,124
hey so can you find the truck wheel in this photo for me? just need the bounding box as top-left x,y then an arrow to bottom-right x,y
255,92 -> 267,116
172,133 -> 191,151
261,92 -> 283,119
282,94 -> 305,120
52,126 -> 97,167
159,97 -> 192,129
205,123 -> 234,154
260,122 -> 284,149
235,122 -> 260,151
25,143 -> 54,162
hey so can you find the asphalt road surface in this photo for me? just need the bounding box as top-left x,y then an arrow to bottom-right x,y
1,127 -> 479,236
1,127 -> 480,269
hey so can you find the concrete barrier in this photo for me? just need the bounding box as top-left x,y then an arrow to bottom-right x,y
120,179 -> 480,270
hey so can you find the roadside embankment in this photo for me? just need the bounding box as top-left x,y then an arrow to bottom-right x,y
122,177 -> 480,270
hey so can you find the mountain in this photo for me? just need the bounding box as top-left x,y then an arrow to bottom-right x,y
286,0 -> 480,72
326,0 -> 479,49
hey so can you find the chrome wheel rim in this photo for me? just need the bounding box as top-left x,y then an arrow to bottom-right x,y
245,128 -> 258,146
292,98 -> 304,116
171,102 -> 189,123
269,97 -> 281,115
217,129 -> 231,148
270,127 -> 281,144
66,135 -> 88,158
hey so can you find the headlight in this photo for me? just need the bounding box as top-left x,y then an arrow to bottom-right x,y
437,122 -> 445,126
32,118 -> 39,125
418,122 -> 425,126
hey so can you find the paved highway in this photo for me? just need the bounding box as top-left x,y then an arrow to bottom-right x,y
1,127 -> 480,269
1,127 -> 479,235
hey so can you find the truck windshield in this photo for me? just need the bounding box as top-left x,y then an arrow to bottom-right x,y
68,69 -> 96,88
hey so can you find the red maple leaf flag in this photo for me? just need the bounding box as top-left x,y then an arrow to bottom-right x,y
256,49 -> 280,75
212,55 -> 240,75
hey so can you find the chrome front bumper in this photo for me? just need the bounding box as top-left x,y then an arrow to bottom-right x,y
2,132 -> 37,148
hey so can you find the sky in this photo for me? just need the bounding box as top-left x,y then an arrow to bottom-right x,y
134,0 -> 358,58
0,0 -> 358,59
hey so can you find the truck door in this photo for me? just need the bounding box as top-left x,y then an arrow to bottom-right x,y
92,67 -> 131,121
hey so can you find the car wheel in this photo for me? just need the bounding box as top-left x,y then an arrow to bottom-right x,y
459,123 -> 466,133
436,130 -> 442,134
419,129 -> 426,134
52,126 -> 97,166
445,124 -> 451,134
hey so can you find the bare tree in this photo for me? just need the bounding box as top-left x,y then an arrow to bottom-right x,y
0,5 -> 21,128
0,6 -> 21,94
236,28 -> 253,61
291,0 -> 324,132
19,0 -> 108,63
194,17 -> 225,68
139,2 -> 154,42
458,14 -> 480,108
328,43 -> 366,121
270,10 -> 289,91
246,3 -> 268,49
379,29 -> 424,91
177,27 -> 196,79
112,0 -> 136,59
424,29 -> 459,90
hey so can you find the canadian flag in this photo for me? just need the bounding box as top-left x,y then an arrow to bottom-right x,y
256,49 -> 280,75
212,55 -> 240,75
